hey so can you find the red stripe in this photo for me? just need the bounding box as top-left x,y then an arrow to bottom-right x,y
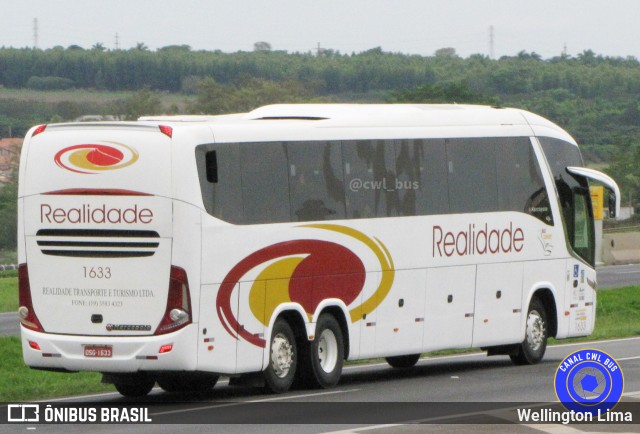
43,188 -> 152,196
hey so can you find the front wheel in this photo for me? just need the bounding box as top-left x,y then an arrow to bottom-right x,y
264,318 -> 297,393
510,297 -> 548,365
308,314 -> 344,388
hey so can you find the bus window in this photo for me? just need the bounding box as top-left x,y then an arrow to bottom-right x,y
241,142 -> 290,224
557,178 -> 595,265
446,138 -> 498,213
288,141 -> 346,221
394,139 -> 449,216
539,137 -> 584,178
496,138 -> 553,224
196,143 -> 243,223
342,140 -> 398,218
539,137 -> 594,263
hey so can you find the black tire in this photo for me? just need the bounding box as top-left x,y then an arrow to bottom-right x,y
306,314 -> 344,388
264,318 -> 297,393
510,297 -> 548,365
157,373 -> 219,393
112,373 -> 155,397
385,354 -> 421,368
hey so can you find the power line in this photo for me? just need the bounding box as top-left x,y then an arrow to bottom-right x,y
489,25 -> 494,59
33,18 -> 39,49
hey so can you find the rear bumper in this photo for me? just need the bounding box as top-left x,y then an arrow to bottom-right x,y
21,324 -> 198,373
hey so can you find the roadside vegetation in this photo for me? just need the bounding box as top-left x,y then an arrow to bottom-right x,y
1,284 -> 638,401
2,46 -> 640,260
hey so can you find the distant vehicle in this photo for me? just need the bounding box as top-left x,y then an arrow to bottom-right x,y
17,104 -> 620,396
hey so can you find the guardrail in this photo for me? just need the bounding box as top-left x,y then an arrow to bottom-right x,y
604,225 -> 640,234
0,264 -> 17,271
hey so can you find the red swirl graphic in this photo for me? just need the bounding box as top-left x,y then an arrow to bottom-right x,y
216,240 -> 365,348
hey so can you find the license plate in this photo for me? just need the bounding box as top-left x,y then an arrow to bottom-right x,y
83,345 -> 112,358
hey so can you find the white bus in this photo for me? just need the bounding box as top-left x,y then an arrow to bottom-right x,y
17,104 -> 620,397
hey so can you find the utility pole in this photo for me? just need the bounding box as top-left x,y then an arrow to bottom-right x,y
33,18 -> 39,49
489,25 -> 494,59
115,33 -> 120,50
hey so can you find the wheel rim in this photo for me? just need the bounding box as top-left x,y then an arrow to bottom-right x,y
526,309 -> 546,352
270,333 -> 293,378
317,328 -> 338,373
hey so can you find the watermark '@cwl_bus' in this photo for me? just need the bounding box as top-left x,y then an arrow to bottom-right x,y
17,104 -> 620,396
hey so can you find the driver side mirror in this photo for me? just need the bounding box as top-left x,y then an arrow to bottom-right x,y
608,190 -> 617,219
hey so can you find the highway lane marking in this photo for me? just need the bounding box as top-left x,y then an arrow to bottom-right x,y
148,388 -> 361,417
617,355 -> 640,361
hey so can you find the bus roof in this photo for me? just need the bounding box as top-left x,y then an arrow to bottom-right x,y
140,104 -> 576,144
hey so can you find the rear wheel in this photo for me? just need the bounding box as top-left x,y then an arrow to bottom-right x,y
157,373 -> 219,393
112,373 -> 155,397
385,354 -> 421,368
510,297 -> 548,365
307,314 -> 344,388
264,318 -> 297,393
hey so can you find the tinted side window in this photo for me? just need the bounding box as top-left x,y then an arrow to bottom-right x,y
446,138 -> 498,213
539,137 -> 584,177
394,139 -> 449,216
196,143 -> 243,223
240,142 -> 290,224
496,138 -> 553,224
343,140 -> 397,218
288,141 -> 346,221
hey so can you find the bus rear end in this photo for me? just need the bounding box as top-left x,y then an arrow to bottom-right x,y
17,123 -> 197,385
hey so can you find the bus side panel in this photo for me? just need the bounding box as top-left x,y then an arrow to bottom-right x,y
356,271 -> 379,359
422,265 -> 475,352
236,280 -> 266,373
198,283 -> 238,374
564,259 -> 596,337
374,269 -> 426,357
472,262 -> 523,347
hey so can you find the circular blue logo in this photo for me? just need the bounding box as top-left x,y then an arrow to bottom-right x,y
555,349 -> 624,415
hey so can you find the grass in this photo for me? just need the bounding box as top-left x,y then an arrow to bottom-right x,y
0,336 -> 112,401
549,285 -> 640,345
0,275 -> 18,312
0,285 -> 638,401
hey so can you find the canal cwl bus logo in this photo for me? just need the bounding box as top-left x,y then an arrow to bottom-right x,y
554,348 -> 624,416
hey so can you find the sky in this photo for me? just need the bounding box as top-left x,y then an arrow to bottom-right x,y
1,0 -> 639,59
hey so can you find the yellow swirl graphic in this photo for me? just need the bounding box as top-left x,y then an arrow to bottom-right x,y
302,224 -> 395,322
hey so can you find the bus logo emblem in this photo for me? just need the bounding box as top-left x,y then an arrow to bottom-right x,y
55,142 -> 139,174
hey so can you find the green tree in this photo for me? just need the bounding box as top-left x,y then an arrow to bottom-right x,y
122,87 -> 163,120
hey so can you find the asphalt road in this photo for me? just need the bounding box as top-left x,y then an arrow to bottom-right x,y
1,264 -> 639,338
596,263 -> 640,289
0,311 -> 18,337
3,337 -> 638,433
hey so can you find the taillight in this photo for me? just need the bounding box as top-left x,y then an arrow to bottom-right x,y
159,125 -> 173,138
32,124 -> 47,136
154,266 -> 192,335
18,264 -> 44,332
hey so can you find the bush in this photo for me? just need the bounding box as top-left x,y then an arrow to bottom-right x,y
26,76 -> 74,90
